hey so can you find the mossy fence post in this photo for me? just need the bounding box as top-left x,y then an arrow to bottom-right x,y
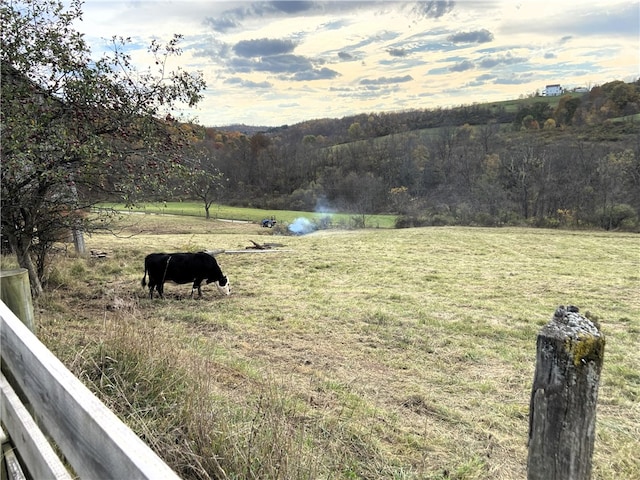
0,268 -> 35,332
527,306 -> 605,480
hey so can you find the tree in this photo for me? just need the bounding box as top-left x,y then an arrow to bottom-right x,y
514,102 -> 553,130
348,121 -> 363,140
1,0 -> 206,295
594,151 -> 636,229
554,95 -> 581,126
183,143 -> 227,219
502,138 -> 548,219
340,172 -> 387,226
478,120 -> 500,155
603,80 -> 639,111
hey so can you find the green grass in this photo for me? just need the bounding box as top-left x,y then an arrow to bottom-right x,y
99,202 -> 398,229
30,215 -> 640,479
486,92 -> 584,113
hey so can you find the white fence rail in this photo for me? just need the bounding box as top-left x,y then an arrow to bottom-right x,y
0,301 -> 180,479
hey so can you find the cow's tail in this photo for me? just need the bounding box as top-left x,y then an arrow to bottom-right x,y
141,265 -> 148,288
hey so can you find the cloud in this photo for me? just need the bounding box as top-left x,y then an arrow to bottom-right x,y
360,75 -> 413,85
203,16 -> 239,33
426,66 -> 451,75
448,29 -> 494,44
202,4 -> 261,32
270,1 -> 316,14
322,19 -> 350,31
290,67 -> 340,81
467,73 -> 496,86
223,51 -> 339,81
494,73 -> 533,85
192,36 -> 232,61
259,54 -> 312,73
411,1 -> 455,19
233,38 -> 296,57
450,60 -> 475,72
202,0 -> 404,33
388,48 -> 408,57
224,77 -> 272,89
379,57 -> 428,69
338,51 -> 355,61
343,30 -> 401,51
476,73 -> 496,81
479,54 -> 528,69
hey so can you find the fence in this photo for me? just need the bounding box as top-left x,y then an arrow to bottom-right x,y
527,305 -> 605,480
0,299 -> 180,479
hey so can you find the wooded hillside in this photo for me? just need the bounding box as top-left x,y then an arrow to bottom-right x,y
188,80 -> 639,230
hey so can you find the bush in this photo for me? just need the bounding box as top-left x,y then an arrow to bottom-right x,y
395,215 -> 429,228
429,214 -> 457,226
596,204 -> 638,230
471,213 -> 499,227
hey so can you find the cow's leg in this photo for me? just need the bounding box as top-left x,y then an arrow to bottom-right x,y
157,282 -> 164,299
191,279 -> 203,298
148,279 -> 156,299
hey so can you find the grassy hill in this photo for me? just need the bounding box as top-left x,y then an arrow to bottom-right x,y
23,214 -> 639,480
484,92 -> 583,114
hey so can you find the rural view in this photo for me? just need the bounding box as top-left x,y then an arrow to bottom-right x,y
1,1 -> 639,479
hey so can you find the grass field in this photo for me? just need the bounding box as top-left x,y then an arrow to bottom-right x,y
16,213 -> 639,479
486,92 -> 583,113
99,202 -> 398,229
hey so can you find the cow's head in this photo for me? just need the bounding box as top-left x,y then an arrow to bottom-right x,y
215,276 -> 231,295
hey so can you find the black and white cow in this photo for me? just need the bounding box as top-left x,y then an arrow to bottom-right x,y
141,252 -> 231,299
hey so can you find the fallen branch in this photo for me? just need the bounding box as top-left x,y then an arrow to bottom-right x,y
246,240 -> 285,250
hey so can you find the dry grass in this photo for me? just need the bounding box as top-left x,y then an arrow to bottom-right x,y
29,215 -> 640,479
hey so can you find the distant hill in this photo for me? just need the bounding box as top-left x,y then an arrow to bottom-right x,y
217,91 -> 589,136
216,124 -> 271,135
198,79 -> 639,231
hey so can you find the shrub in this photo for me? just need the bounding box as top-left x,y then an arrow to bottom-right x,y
596,204 -> 638,230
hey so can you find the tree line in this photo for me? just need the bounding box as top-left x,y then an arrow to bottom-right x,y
189,83 -> 639,230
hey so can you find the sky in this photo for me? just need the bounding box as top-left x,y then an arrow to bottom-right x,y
73,0 -> 640,127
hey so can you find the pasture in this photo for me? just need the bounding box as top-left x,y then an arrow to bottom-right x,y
99,202 -> 398,229
25,214 -> 640,479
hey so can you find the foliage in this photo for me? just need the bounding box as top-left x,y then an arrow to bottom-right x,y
0,0 -> 205,294
554,95 -> 581,126
181,81 -> 639,233
595,203 -> 638,231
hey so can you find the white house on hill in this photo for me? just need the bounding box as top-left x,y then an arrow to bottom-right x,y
542,84 -> 563,96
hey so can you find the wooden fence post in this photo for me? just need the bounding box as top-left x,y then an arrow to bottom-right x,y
0,268 -> 35,332
527,306 -> 605,480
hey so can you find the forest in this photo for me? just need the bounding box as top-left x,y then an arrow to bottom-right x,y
186,80 -> 640,230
